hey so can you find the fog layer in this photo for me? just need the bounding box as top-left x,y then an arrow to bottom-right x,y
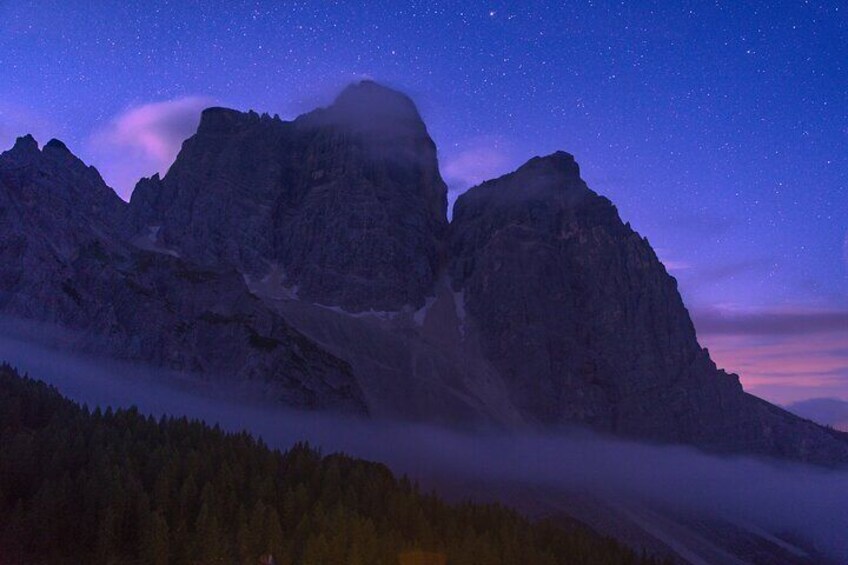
1,335 -> 846,563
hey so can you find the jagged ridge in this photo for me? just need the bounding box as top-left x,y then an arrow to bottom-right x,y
1,82 -> 846,465
0,136 -> 366,413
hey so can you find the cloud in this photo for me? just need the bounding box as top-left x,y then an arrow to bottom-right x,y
284,73 -> 379,116
692,306 -> 848,404
441,137 -> 520,217
662,259 -> 691,271
670,258 -> 774,298
693,307 -> 848,336
659,255 -> 772,282
695,258 -> 774,284
88,96 -> 215,199
654,248 -> 691,271
442,137 -> 516,191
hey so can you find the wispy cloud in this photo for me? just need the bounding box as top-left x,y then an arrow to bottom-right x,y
441,136 -> 520,216
88,96 -> 215,199
662,260 -> 692,271
696,258 -> 774,285
693,306 -> 848,404
442,136 -> 517,189
654,248 -> 691,272
443,146 -> 510,189
694,307 -> 848,336
670,258 -> 773,295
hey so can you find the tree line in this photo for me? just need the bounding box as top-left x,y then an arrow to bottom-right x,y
0,364 -> 667,564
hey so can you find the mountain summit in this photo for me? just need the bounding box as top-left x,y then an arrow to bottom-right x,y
448,150 -> 847,460
129,80 -> 447,312
301,80 -> 429,137
1,82 -> 847,465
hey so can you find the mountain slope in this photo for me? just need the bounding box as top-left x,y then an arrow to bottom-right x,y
787,398 -> 848,432
448,151 -> 848,462
0,136 -> 365,413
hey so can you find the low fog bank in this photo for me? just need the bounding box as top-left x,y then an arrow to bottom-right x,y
1,335 -> 847,563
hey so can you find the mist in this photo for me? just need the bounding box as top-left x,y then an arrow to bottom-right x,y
1,334 -> 846,563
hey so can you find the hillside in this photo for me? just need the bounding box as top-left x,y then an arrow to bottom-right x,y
0,364 -> 661,565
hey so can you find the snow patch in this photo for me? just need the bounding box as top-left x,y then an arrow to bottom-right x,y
130,225 -> 180,257
243,264 -> 299,300
453,290 -> 467,336
413,296 -> 437,326
316,304 -> 400,321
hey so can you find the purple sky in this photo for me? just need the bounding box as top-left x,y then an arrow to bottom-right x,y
0,1 -> 845,403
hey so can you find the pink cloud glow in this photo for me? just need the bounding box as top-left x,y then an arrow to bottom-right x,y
442,137 -> 516,190
89,96 -> 215,199
694,307 -> 848,405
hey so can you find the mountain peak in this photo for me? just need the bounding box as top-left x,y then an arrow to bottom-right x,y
0,133 -> 122,222
299,80 -> 427,138
455,151 -> 589,215
11,134 -> 39,154
196,106 -> 254,135
508,151 -> 583,185
520,150 -> 579,172
333,80 -> 419,116
2,134 -> 43,167
41,138 -> 103,177
5,135 -> 85,169
129,80 -> 447,312
44,138 -> 71,154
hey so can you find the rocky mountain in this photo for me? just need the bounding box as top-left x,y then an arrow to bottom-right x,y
2,81 -> 847,465
0,135 -> 365,413
129,81 -> 447,312
448,151 -> 848,460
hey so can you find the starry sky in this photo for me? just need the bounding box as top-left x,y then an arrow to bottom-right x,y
1,1 -> 846,404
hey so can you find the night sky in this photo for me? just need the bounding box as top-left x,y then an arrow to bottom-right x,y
1,1 -> 845,403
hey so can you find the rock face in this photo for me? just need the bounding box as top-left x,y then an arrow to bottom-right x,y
2,81 -> 847,465
448,152 -> 848,461
0,136 -> 365,413
450,152 -> 709,428
129,81 -> 447,312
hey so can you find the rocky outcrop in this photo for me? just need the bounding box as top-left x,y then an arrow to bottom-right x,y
129,81 -> 448,312
448,151 -> 848,462
449,152 -> 709,429
0,136 -> 365,413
